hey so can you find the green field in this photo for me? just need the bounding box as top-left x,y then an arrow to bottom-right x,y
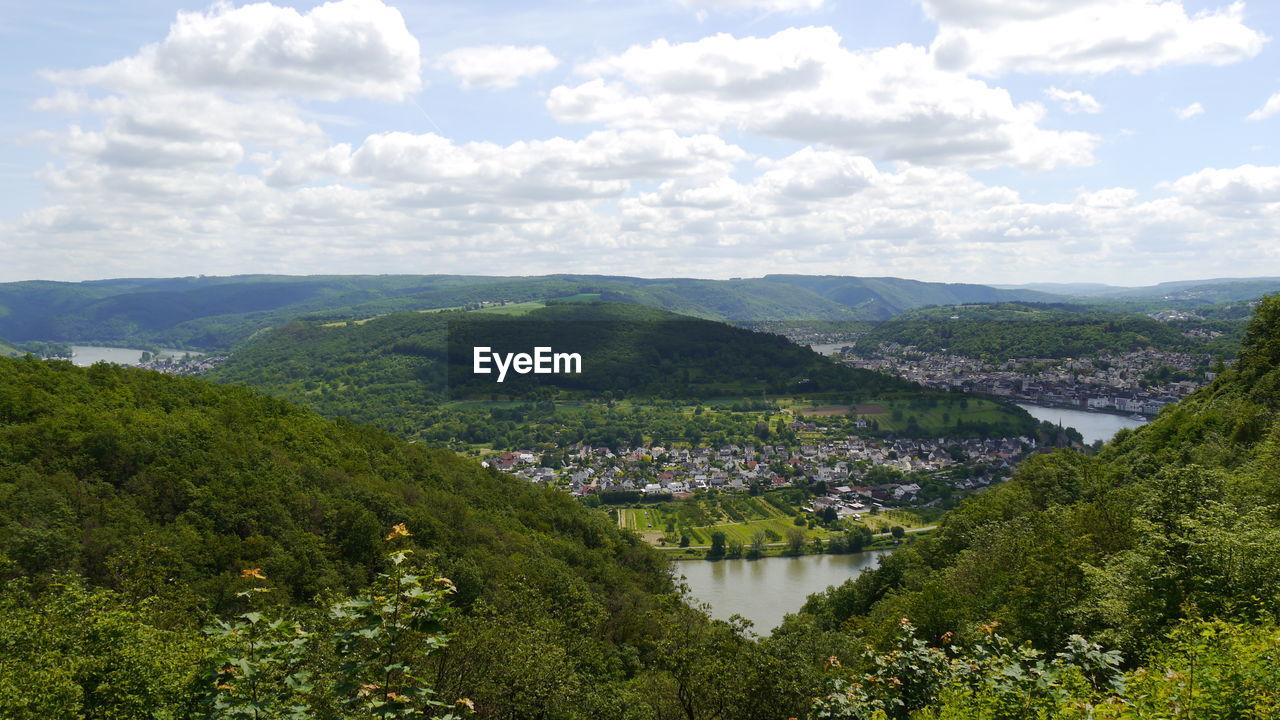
473,301 -> 547,316
779,394 -> 1019,435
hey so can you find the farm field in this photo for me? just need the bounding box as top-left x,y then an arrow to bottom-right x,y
473,301 -> 547,316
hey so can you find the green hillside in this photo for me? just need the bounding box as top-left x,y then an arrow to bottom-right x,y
784,294 -> 1280,716
1090,277 -> 1280,302
854,302 -> 1211,358
0,356 -> 821,718
207,302 -> 1035,441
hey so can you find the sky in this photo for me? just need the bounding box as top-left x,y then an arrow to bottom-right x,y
1,0 -> 1279,285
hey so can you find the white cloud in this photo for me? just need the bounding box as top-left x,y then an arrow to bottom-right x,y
925,0 -> 1266,76
436,45 -> 560,90
1176,101 -> 1205,119
9,0 -> 1280,285
1045,87 -> 1102,114
550,28 -> 1097,170
1247,92 -> 1280,121
1166,164 -> 1280,206
343,128 -> 748,202
677,0 -> 825,11
48,0 -> 421,101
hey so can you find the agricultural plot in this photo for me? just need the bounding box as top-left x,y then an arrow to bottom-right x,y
618,492 -> 847,546
473,301 -> 548,316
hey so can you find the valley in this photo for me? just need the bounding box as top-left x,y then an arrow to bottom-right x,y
4,274 -> 1280,719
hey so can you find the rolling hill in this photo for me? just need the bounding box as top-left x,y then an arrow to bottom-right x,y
0,273 -> 1060,349
206,302 -> 1035,440
1000,276 -> 1280,303
203,302 -> 1037,445
761,275 -> 1057,319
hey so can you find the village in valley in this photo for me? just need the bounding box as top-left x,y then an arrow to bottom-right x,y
838,345 -> 1217,417
489,430 -> 1033,511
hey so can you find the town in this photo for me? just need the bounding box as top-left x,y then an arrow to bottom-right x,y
837,345 -> 1219,417
488,431 -> 1036,509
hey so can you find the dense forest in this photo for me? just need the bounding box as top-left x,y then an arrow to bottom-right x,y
207,302 -> 1034,443
0,356 -> 823,718
7,296 -> 1280,717
854,302 -> 1243,358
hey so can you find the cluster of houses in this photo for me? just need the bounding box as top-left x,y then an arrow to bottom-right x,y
138,353 -> 226,376
488,434 -> 1032,506
844,346 -> 1216,417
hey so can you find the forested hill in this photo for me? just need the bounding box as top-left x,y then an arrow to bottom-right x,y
205,302 -> 1034,439
0,356 -> 821,718
854,302 -> 1231,358
0,273 -> 1059,349
784,294 -> 1280,714
210,301 -> 916,397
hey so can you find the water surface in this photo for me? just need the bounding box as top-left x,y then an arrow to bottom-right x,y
1016,403 -> 1147,445
71,345 -> 199,367
677,550 -> 890,633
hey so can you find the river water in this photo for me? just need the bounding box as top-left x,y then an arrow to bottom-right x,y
676,550 -> 890,633
1015,403 -> 1147,445
810,342 -> 855,356
70,345 -> 199,367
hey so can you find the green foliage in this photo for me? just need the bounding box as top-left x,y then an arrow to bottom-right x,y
814,620 -> 1122,720
207,541 -> 465,720
0,576 -> 208,720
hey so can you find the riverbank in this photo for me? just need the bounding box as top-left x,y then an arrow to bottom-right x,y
662,525 -> 933,560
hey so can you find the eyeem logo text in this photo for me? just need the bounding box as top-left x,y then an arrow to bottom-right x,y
472,346 -> 582,382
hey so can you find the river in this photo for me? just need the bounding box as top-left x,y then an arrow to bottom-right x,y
809,342 -> 855,356
70,345 -> 199,367
1015,403 -> 1147,445
676,550 -> 891,633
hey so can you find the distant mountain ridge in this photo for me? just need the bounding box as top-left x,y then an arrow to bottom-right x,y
0,273 -> 1062,349
999,276 -> 1280,302
761,275 -> 1057,319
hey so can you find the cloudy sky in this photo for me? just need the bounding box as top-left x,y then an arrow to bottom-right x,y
2,0 -> 1279,285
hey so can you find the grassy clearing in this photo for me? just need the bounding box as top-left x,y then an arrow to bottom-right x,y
473,301 -> 547,316
859,509 -> 929,533
861,396 -> 1014,433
